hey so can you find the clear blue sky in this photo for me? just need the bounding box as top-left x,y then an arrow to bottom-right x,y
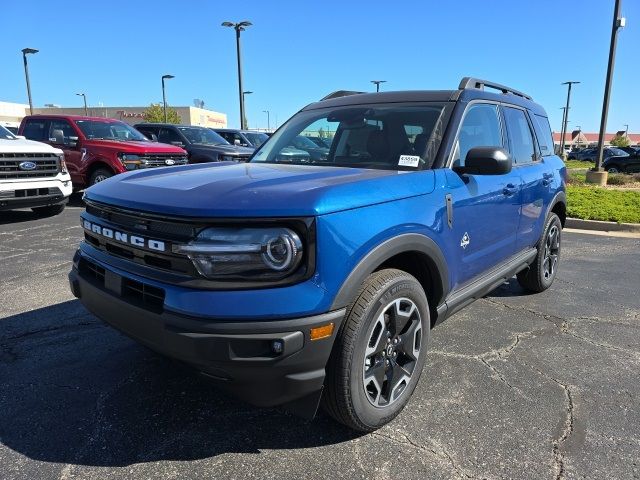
1,0 -> 638,133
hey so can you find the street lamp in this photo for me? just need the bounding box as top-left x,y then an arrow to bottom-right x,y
591,0 -> 625,180
624,124 -> 629,138
263,110 -> 270,131
21,48 -> 38,115
371,80 -> 386,92
161,74 -> 174,123
560,81 -> 580,155
76,92 -> 88,115
222,20 -> 252,129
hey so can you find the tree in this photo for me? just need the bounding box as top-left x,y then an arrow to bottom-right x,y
142,103 -> 181,124
610,134 -> 630,147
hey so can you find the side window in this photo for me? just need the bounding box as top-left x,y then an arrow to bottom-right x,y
136,127 -> 156,139
532,114 -> 554,157
158,128 -> 182,144
22,119 -> 48,141
503,107 -> 536,164
453,104 -> 503,166
49,120 -> 76,145
218,132 -> 232,143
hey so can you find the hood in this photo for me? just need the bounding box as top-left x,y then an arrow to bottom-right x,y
82,139 -> 186,154
85,162 -> 436,217
190,143 -> 255,156
0,137 -> 63,154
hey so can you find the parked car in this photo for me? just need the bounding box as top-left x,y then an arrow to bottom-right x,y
602,151 -> 640,173
580,147 -> 629,163
213,128 -> 269,148
290,135 -> 330,161
0,124 -> 71,215
305,136 -> 332,148
69,77 -> 566,432
618,146 -> 640,156
18,115 -> 188,188
135,124 -> 254,163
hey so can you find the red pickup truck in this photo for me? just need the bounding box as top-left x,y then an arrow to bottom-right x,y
19,115 -> 188,188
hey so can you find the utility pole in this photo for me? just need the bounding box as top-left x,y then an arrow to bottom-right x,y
263,110 -> 270,131
589,0 -> 625,184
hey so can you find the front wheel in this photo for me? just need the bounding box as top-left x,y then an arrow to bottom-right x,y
517,213 -> 562,292
322,269 -> 430,432
606,165 -> 620,173
89,168 -> 113,186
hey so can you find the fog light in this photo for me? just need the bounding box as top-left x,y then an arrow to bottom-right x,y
310,323 -> 334,341
271,339 -> 284,354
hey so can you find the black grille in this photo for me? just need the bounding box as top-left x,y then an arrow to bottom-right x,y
78,258 -> 105,285
0,187 -> 62,199
139,154 -> 189,167
0,153 -> 59,179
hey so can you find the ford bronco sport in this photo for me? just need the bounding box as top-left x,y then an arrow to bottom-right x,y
69,78 -> 566,432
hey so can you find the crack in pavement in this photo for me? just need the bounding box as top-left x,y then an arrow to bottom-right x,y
524,362 -> 576,480
1,319 -> 101,344
372,430 -> 479,479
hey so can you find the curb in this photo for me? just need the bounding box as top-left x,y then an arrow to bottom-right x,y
566,217 -> 640,233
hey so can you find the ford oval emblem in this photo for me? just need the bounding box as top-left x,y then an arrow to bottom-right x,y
165,159 -> 175,166
19,161 -> 37,171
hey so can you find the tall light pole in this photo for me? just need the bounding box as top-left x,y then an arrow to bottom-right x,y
76,93 -> 88,115
21,48 -> 38,115
624,124 -> 629,138
371,80 -> 386,92
263,110 -> 270,131
559,107 -> 567,154
222,20 -> 252,129
161,74 -> 174,123
592,0 -> 625,177
560,81 -> 580,155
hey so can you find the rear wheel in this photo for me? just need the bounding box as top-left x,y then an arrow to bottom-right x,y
606,165 -> 621,173
517,213 -> 562,293
31,204 -> 65,217
89,168 -> 113,186
323,269 -> 430,432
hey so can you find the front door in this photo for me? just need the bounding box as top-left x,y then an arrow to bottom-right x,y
443,103 -> 522,291
48,119 -> 83,185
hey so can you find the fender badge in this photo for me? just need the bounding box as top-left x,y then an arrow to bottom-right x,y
460,232 -> 470,249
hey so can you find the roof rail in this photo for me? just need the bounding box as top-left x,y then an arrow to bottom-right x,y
458,77 -> 532,100
320,90 -> 365,101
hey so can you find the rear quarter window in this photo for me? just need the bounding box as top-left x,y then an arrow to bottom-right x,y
532,114 -> 555,157
23,119 -> 48,141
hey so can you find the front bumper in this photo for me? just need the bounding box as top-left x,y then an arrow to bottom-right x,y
68,252 -> 344,413
0,177 -> 72,211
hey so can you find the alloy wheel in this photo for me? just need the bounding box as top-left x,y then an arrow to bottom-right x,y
543,224 -> 560,280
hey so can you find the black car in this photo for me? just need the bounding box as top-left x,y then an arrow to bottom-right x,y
134,124 -> 254,163
576,147 -> 629,163
618,146 -> 640,156
602,151 -> 640,173
213,128 -> 269,148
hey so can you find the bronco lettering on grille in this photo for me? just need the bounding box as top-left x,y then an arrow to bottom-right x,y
83,220 -> 166,252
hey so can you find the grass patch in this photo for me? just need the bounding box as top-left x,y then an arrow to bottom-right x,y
567,185 -> 640,223
564,159 -> 591,169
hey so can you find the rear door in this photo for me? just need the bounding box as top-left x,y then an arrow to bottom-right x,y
444,103 -> 522,289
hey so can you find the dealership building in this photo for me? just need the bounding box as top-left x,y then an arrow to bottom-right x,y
0,101 -> 227,129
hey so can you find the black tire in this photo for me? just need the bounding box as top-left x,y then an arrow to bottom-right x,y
322,268 -> 430,432
606,165 -> 621,173
31,203 -> 65,217
517,213 -> 562,293
89,168 -> 113,186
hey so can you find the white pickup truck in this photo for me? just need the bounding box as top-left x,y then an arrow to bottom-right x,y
0,124 -> 72,216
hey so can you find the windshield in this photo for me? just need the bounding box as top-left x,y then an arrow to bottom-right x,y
0,125 -> 16,139
243,132 -> 268,147
179,127 -> 228,145
607,147 -> 628,157
251,104 -> 448,170
75,120 -> 147,141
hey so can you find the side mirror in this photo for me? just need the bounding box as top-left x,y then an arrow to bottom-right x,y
68,136 -> 79,147
170,141 -> 184,147
459,147 -> 512,175
150,133 -> 158,142
234,139 -> 241,146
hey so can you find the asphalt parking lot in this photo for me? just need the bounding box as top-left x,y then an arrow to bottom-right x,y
1,196 -> 639,480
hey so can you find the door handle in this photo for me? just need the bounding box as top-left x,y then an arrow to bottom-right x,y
502,183 -> 517,196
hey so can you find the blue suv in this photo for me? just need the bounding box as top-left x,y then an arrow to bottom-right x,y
69,78 -> 566,432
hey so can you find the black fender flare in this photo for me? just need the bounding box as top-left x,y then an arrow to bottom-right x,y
546,190 -> 567,226
329,233 -> 449,310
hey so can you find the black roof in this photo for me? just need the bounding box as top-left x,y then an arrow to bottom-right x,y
133,123 -> 209,128
304,77 -> 547,117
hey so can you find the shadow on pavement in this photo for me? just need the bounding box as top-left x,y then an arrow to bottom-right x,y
0,192 -> 85,225
0,300 -> 360,467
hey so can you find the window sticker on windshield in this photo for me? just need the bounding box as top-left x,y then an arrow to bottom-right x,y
398,155 -> 420,167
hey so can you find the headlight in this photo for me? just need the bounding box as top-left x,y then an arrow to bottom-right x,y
120,154 -> 140,162
119,153 -> 147,170
219,154 -> 235,162
58,153 -> 68,174
174,227 -> 304,280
